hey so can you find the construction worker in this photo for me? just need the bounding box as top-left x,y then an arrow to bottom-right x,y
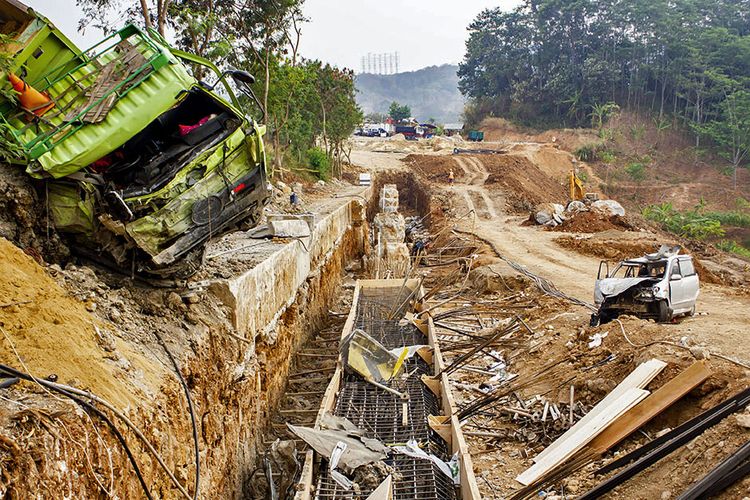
448,169 -> 455,184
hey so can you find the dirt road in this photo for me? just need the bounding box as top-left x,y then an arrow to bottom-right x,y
350,139 -> 750,364
446,153 -> 750,364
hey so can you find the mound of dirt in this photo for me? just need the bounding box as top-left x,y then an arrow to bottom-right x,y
548,211 -> 635,233
404,154 -> 457,182
0,238 -> 161,407
482,154 -> 568,212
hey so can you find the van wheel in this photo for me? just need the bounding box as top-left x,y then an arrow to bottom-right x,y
688,305 -> 696,317
589,314 -> 600,327
656,300 -> 672,323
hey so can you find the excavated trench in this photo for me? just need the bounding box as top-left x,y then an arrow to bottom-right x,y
255,171 -> 434,498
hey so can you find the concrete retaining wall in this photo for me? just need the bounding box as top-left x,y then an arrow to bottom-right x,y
209,192 -> 369,346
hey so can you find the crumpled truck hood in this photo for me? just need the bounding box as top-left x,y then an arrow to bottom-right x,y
595,277 -> 658,304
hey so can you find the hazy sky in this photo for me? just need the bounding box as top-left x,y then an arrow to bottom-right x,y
23,0 -> 521,72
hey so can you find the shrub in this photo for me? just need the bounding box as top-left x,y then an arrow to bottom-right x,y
306,147 -> 330,180
625,162 -> 647,181
705,211 -> 750,228
575,143 -> 605,161
600,151 -> 617,164
717,240 -> 750,259
642,202 -> 725,240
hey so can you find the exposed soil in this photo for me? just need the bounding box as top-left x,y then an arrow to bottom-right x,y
548,212 -> 635,233
0,167 -> 69,262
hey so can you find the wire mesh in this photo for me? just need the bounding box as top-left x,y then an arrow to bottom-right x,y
313,284 -> 458,499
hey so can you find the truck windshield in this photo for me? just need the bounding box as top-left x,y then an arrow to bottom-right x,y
611,261 -> 667,279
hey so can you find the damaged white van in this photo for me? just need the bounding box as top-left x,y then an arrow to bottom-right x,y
591,245 -> 700,325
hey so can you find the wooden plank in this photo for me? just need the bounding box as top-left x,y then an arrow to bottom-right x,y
516,387 -> 650,486
365,475 -> 393,500
534,358 -> 667,464
587,360 -> 711,454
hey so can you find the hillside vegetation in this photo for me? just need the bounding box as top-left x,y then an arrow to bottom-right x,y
356,65 -> 465,123
460,0 -> 750,185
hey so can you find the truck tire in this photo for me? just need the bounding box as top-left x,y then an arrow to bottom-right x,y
656,300 -> 672,323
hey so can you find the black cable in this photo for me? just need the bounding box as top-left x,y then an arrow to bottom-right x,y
151,330 -> 201,500
0,363 -> 154,499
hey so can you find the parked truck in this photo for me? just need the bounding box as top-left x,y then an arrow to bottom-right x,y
0,4 -> 269,278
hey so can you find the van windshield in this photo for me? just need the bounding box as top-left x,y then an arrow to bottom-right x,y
611,260 -> 667,279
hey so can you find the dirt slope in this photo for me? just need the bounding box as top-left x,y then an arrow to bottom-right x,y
0,238 -> 163,407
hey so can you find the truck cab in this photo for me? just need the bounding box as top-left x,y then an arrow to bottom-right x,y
0,21 -> 269,277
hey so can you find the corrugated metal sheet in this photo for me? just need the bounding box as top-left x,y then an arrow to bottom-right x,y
13,29 -> 196,178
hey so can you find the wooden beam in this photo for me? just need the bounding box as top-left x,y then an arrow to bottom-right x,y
516,387 -> 649,486
588,361 -> 711,454
533,358 -> 667,464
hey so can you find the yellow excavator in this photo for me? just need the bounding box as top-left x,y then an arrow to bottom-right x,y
569,163 -> 599,202
570,169 -> 585,201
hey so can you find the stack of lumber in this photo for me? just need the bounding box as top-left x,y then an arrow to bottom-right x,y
516,359 -> 667,486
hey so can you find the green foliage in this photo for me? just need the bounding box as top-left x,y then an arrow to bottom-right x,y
735,198 -> 750,210
599,128 -> 615,141
642,203 -> 726,240
716,240 -> 750,259
458,0 -> 750,169
630,123 -> 647,141
388,101 -> 411,122
306,147 -> 329,179
704,211 -> 750,228
625,162 -> 647,182
600,151 -> 617,164
575,144 -> 602,161
590,102 -> 620,129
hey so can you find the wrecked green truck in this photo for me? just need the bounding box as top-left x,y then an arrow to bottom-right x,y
0,2 -> 269,277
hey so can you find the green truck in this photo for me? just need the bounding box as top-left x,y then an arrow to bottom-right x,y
0,2 -> 269,277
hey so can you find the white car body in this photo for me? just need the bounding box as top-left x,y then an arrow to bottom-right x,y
593,246 -> 700,324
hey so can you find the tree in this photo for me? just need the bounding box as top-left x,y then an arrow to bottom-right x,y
699,87 -> 750,189
388,101 -> 411,122
76,0 -> 173,35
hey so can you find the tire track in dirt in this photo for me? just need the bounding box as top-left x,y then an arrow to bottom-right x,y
452,156 -> 498,220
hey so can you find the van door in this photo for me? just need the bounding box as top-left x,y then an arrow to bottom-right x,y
679,257 -> 700,309
668,260 -> 686,309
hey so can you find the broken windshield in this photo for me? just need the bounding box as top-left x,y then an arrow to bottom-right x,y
610,260 -> 667,279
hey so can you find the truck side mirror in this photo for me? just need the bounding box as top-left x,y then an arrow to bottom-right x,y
229,70 -> 255,85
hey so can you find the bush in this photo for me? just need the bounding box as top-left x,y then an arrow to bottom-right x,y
625,162 -> 647,181
600,151 -> 617,164
642,202 -> 725,240
705,211 -> 750,228
575,143 -> 604,161
306,147 -> 330,180
717,240 -> 750,259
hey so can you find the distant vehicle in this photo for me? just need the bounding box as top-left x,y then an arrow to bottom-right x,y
395,125 -> 417,138
591,246 -> 700,325
355,127 -> 386,137
468,130 -> 484,142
